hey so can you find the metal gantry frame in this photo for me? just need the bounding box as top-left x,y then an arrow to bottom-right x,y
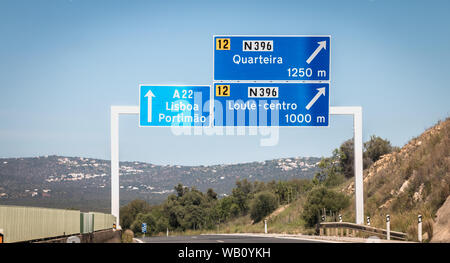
110,105 -> 364,227
110,106 -> 139,227
330,106 -> 364,225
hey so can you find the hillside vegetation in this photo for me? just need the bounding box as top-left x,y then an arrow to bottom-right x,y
120,118 -> 449,242
120,179 -> 316,234
119,134 -> 394,236
343,118 -> 450,241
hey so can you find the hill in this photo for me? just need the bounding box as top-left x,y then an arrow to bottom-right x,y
432,195 -> 450,242
0,155 -> 320,212
342,118 -> 449,241
201,118 -> 449,241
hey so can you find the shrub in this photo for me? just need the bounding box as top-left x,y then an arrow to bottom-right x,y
339,139 -> 354,178
302,186 -> 350,227
334,135 -> 395,178
121,229 -> 134,243
313,150 -> 346,187
406,224 -> 417,241
249,191 -> 278,223
423,219 -> 434,242
364,135 -> 394,163
120,199 -> 151,229
131,213 -> 156,234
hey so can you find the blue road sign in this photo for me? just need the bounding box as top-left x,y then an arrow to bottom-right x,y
142,223 -> 147,234
139,85 -> 211,127
213,83 -> 329,127
214,35 -> 330,81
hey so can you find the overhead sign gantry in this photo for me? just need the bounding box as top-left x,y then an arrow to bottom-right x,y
111,34 -> 364,227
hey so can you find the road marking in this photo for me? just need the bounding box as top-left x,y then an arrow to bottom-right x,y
274,236 -> 341,243
202,233 -> 345,243
216,240 -> 224,243
133,238 -> 144,243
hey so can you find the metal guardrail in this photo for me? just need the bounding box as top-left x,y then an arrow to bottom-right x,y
319,222 -> 407,241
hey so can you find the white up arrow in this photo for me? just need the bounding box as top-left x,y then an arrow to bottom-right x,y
306,41 -> 326,64
305,87 -> 326,110
144,89 -> 155,122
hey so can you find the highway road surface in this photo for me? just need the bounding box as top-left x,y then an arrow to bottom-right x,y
136,234 -> 333,243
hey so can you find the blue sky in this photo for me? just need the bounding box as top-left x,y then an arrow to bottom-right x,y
0,0 -> 449,165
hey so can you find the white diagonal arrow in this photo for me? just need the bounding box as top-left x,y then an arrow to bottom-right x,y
144,89 -> 155,122
305,87 -> 326,110
306,41 -> 326,64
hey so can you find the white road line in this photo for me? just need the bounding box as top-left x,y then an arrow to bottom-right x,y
216,240 -> 224,243
133,238 -> 144,243
203,233 -> 347,243
274,236 -> 341,243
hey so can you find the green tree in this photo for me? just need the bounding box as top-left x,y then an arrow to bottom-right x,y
129,205 -> 168,235
214,196 -> 234,221
230,203 -> 240,217
163,186 -> 218,231
364,135 -> 394,163
249,191 -> 278,223
302,186 -> 350,227
273,181 -> 288,204
335,135 -> 394,178
231,179 -> 253,215
175,183 -> 186,197
131,212 -> 156,234
253,181 -> 267,193
206,188 -> 218,200
338,139 -> 354,178
313,149 -> 345,187
120,199 -> 151,229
